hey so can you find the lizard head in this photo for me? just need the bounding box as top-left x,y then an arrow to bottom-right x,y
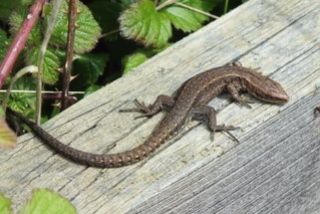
246,69 -> 289,104
260,77 -> 289,103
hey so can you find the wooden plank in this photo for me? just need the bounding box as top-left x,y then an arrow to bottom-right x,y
132,93 -> 320,213
1,0 -> 320,213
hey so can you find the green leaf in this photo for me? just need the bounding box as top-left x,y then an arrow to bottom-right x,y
0,0 -> 20,21
160,0 -> 216,32
20,189 -> 77,214
119,0 -> 171,47
88,1 -> 121,41
71,53 -> 108,90
0,29 -> 11,62
49,0 -> 102,53
85,85 -> 101,96
8,7 -> 41,45
0,119 -> 17,150
122,51 -> 148,74
120,0 -> 140,9
25,47 -> 61,85
0,193 -> 12,214
7,76 -> 36,114
122,43 -> 170,73
0,0 -> 33,21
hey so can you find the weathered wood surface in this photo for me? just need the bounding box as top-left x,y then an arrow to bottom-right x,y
1,0 -> 320,213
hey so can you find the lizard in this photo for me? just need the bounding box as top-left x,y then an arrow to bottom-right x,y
7,63 -> 289,168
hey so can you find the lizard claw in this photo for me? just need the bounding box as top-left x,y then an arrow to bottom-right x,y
236,96 -> 254,109
214,124 -> 240,143
119,99 -> 154,119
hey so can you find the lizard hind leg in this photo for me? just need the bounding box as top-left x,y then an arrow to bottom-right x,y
214,124 -> 240,143
191,106 -> 240,143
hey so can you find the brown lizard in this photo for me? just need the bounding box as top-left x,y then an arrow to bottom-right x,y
7,63 -> 289,168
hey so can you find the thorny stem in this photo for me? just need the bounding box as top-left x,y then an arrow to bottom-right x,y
0,0 -> 46,89
61,0 -> 78,111
0,90 -> 84,95
43,93 -> 77,106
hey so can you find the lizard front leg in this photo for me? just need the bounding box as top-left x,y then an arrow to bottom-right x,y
226,84 -> 254,108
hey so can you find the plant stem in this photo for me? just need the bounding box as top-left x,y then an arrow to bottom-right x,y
156,0 -> 219,20
36,0 -> 63,124
0,90 -> 84,95
224,0 -> 229,14
61,0 -> 78,111
156,0 -> 177,10
175,2 -> 219,19
2,65 -> 38,111
0,0 -> 46,89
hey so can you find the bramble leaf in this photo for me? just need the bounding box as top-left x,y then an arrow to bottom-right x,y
120,0 -> 139,9
119,0 -> 215,47
25,47 -> 61,85
88,1 -> 121,41
8,7 -> 41,44
71,53 -> 107,90
119,0 -> 171,47
122,43 -> 170,73
7,76 -> 36,114
122,51 -> 148,74
0,0 -> 33,21
20,189 -> 77,214
0,29 -> 10,62
161,0 -> 215,32
85,85 -> 101,96
48,0 -> 102,53
0,193 -> 12,214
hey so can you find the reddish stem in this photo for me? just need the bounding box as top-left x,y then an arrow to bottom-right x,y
43,93 -> 77,106
0,0 -> 46,88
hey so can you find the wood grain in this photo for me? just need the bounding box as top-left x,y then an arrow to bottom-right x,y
1,0 -> 320,213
